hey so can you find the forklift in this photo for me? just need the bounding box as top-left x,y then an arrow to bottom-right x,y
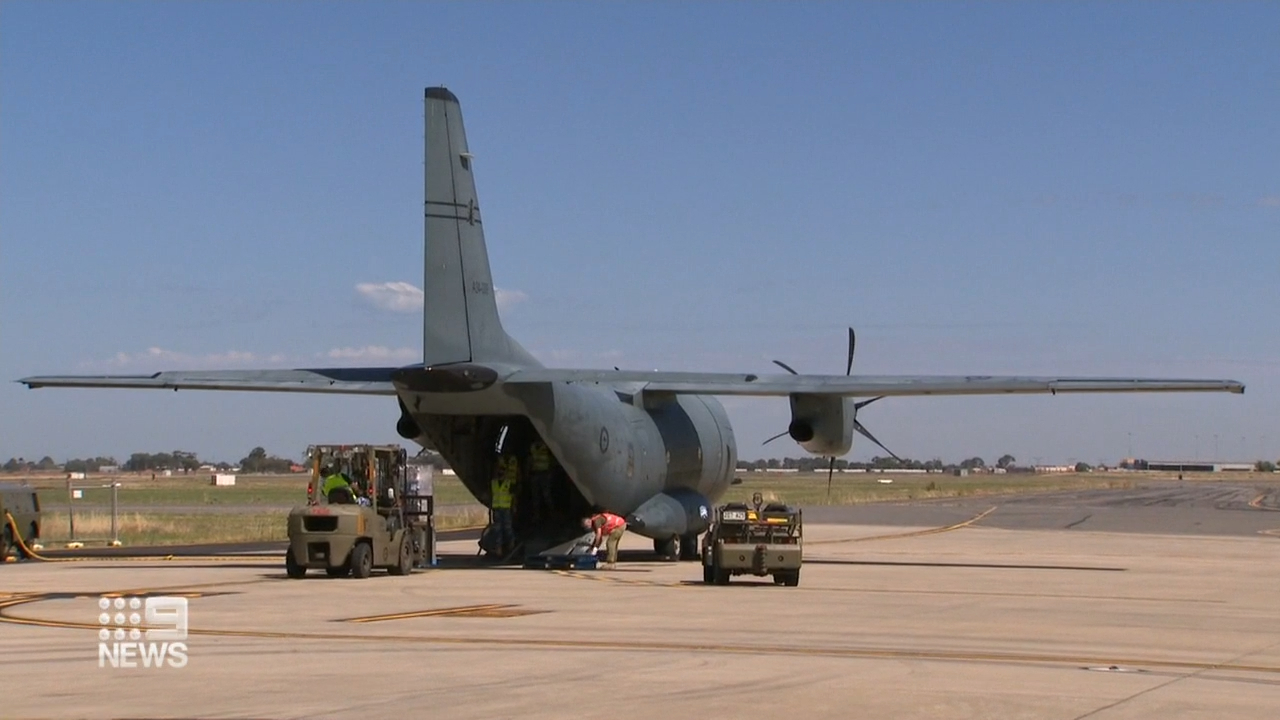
285,444 -> 435,578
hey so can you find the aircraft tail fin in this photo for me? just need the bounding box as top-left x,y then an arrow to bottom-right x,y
422,87 -> 531,367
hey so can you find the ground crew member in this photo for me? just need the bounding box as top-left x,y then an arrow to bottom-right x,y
320,466 -> 354,503
584,511 -> 627,569
490,454 -> 518,557
527,438 -> 555,519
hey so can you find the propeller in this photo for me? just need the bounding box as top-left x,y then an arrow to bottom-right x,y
761,327 -> 901,500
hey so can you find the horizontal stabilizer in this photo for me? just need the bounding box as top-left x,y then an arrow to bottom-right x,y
18,368 -> 399,395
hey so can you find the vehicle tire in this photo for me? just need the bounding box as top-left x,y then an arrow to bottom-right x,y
781,570 -> 800,587
773,573 -> 784,585
325,565 -> 350,578
388,534 -> 412,576
285,548 -> 306,579
350,542 -> 373,579
678,532 -> 700,561
1,526 -> 12,560
653,537 -> 677,560
702,561 -> 714,584
713,557 -> 730,586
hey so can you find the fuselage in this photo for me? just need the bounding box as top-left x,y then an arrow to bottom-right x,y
392,366 -> 736,540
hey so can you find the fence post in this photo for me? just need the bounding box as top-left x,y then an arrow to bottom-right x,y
110,482 -> 120,546
66,477 -> 76,541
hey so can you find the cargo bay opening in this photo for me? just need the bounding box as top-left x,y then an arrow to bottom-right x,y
415,414 -> 594,559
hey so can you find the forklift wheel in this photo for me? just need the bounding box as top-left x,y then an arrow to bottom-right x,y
350,542 -> 373,579
388,534 -> 412,576
285,549 -> 306,579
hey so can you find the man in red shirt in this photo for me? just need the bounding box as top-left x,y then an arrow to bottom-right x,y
584,512 -> 627,569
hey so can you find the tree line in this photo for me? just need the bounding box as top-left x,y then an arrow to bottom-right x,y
2,447 -> 294,474
736,454 -> 1029,472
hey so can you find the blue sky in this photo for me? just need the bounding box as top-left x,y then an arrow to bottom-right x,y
3,1 -> 1276,466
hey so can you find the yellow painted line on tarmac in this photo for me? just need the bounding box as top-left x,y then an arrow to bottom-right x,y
1248,494 -> 1279,511
809,506 -> 998,545
340,604 -> 512,623
552,569 -> 679,587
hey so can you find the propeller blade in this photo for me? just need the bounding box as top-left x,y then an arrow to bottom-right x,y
762,429 -> 789,445
771,360 -> 799,375
826,456 -> 836,501
854,395 -> 885,411
853,419 -> 901,461
845,327 -> 855,376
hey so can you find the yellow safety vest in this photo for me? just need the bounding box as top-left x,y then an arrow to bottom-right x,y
491,456 -> 516,509
529,441 -> 551,472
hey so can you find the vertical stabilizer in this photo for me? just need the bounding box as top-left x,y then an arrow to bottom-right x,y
423,87 -> 525,366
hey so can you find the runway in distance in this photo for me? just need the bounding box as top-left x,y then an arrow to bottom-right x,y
19,87 -> 1245,560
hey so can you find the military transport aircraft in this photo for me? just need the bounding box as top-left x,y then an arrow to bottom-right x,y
20,87 -> 1244,560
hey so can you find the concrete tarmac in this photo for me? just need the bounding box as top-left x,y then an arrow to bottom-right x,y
3,484 -> 1279,719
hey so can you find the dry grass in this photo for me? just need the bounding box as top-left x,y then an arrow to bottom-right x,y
20,472 -> 481,507
40,511 -> 286,545
35,504 -> 491,547
726,471 -> 1147,507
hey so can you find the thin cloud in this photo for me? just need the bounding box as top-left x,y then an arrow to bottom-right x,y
1257,195 -> 1280,208
496,288 -> 528,311
321,346 -> 418,362
92,347 -> 290,369
355,282 -> 423,313
356,281 -> 528,313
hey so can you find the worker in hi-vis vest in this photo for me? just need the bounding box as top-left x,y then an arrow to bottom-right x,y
490,454 -> 518,557
320,466 -> 354,504
584,511 -> 627,569
527,437 -> 556,520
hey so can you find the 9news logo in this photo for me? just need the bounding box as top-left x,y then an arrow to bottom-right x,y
96,596 -> 189,669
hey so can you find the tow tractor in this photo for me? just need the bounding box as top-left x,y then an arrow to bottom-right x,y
701,493 -> 802,586
285,444 -> 434,579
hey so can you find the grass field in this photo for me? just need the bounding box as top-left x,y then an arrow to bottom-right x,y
727,471 -> 1141,507
35,506 -> 491,546
22,473 -> 481,507
11,469 -> 1278,547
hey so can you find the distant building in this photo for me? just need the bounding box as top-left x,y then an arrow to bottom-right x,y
1144,461 -> 1254,473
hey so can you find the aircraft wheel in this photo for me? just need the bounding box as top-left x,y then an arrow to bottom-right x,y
285,548 -> 306,578
677,532 -> 700,561
388,534 -> 412,576
350,542 -> 373,579
653,537 -> 677,560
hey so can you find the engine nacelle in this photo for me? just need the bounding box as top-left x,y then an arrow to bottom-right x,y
395,398 -> 434,448
786,394 -> 855,456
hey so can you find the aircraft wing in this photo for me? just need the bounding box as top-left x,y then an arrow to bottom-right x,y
502,369 -> 1245,398
18,368 -> 399,396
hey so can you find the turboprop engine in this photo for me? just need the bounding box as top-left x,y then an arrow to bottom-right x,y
784,394 -> 855,456
763,327 -> 903,497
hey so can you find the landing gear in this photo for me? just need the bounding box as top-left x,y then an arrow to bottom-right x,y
654,537 -> 677,560
678,532 -> 700,561
654,533 -> 703,561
